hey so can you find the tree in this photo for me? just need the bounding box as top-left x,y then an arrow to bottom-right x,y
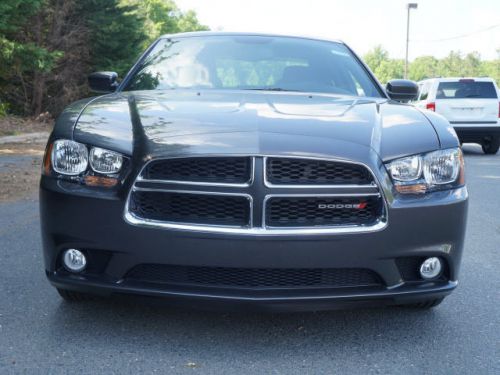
124,0 -> 209,48
462,52 -> 482,77
0,0 -> 207,116
364,47 -> 499,86
80,0 -> 146,77
363,46 -> 403,83
0,0 -> 63,114
363,45 -> 389,73
408,56 -> 439,81
480,49 -> 500,86
437,51 -> 464,77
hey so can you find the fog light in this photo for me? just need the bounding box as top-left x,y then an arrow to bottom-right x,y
419,257 -> 442,280
63,249 -> 87,272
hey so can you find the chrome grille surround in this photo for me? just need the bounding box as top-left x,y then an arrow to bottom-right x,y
124,155 -> 388,235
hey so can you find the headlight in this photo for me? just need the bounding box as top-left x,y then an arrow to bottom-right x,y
89,147 -> 123,174
51,140 -> 88,175
423,149 -> 461,185
386,148 -> 464,194
386,155 -> 421,181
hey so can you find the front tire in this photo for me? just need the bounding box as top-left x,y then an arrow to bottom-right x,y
482,138 -> 500,154
57,288 -> 93,302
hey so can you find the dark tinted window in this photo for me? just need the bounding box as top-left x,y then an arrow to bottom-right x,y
124,36 -> 383,97
436,81 -> 498,99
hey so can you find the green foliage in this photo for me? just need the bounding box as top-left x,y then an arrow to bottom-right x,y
78,0 -> 147,76
0,1 -> 61,77
0,0 -> 208,116
363,46 -> 389,74
364,46 -> 500,86
125,0 -> 209,48
0,101 -> 9,117
363,46 -> 403,83
409,56 -> 439,82
0,0 -> 42,33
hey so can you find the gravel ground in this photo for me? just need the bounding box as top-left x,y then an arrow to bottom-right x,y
0,144 -> 498,374
0,140 -> 45,202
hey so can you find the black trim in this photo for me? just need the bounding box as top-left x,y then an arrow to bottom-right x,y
451,121 -> 498,125
454,126 -> 500,142
47,271 -> 457,312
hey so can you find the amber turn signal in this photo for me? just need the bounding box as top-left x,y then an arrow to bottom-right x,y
84,175 -> 118,187
43,142 -> 53,175
394,184 -> 427,194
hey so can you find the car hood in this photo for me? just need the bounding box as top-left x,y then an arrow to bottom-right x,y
73,90 -> 442,162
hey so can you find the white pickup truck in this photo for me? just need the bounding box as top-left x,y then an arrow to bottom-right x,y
413,77 -> 500,154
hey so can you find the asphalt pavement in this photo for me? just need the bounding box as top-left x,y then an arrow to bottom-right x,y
0,144 -> 498,374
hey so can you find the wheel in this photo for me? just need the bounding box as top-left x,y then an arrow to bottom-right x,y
481,138 -> 500,154
57,288 -> 93,302
399,297 -> 444,309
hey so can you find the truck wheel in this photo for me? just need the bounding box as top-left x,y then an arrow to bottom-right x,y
482,138 -> 500,154
400,297 -> 444,309
57,288 -> 93,302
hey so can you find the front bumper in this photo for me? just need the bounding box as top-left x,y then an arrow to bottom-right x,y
47,271 -> 457,311
40,174 -> 468,310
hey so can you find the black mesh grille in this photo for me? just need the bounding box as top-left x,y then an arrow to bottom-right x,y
396,257 -> 425,281
143,157 -> 251,183
129,191 -> 250,226
266,196 -> 382,227
266,158 -> 373,185
125,264 -> 384,289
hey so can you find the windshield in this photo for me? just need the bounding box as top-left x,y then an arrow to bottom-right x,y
123,35 -> 383,97
436,81 -> 498,99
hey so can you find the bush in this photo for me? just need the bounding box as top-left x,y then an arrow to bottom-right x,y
0,101 -> 9,117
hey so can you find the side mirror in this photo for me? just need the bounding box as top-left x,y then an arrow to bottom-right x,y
88,71 -> 119,93
385,79 -> 418,102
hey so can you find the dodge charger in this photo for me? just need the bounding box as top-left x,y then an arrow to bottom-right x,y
40,32 -> 468,311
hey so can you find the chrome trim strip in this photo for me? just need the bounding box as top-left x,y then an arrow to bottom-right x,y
263,156 -> 377,189
126,188 -> 253,229
137,156 -> 255,188
124,211 -> 387,236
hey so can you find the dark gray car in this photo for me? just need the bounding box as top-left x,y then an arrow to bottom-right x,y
40,32 -> 468,311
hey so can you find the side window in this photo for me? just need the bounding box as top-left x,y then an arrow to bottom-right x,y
416,84 -> 424,101
419,82 -> 430,101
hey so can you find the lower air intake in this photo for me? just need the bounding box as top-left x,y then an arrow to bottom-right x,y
125,264 -> 384,289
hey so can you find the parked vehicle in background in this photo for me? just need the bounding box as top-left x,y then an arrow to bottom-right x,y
414,78 -> 500,154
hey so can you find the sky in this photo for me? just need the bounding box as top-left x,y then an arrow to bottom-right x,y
175,0 -> 500,61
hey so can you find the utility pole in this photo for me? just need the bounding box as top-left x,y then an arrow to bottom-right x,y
405,3 -> 418,79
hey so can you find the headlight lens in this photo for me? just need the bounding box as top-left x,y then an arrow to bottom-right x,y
386,155 -> 421,181
423,149 -> 461,185
51,140 -> 88,175
386,148 -> 464,194
89,147 -> 123,174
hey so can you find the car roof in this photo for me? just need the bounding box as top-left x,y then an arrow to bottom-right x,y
159,31 -> 344,45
